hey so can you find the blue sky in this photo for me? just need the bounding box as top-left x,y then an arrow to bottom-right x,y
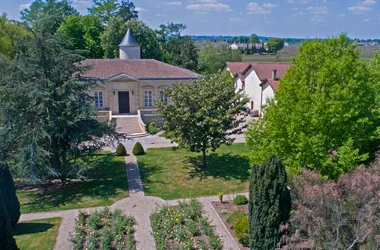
1,0 -> 379,38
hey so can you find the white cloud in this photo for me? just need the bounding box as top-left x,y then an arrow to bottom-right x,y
135,7 -> 148,12
186,2 -> 232,12
338,14 -> 346,17
306,6 -> 329,15
348,0 -> 376,14
363,18 -> 370,22
19,3 -> 31,10
230,17 -> 243,22
247,2 -> 278,15
163,1 -> 183,5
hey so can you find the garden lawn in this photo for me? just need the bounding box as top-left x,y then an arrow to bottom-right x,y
137,143 -> 251,200
14,217 -> 61,250
17,154 -> 129,213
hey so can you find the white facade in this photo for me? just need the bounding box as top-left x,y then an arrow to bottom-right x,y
119,46 -> 141,59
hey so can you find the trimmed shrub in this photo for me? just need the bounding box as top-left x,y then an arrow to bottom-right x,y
0,164 -> 20,228
147,122 -> 159,134
234,216 -> 248,239
233,195 -> 248,205
132,142 -> 145,156
115,143 -> 127,156
0,191 -> 18,250
249,155 -> 291,250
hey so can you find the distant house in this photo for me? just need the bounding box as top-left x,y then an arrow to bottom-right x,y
225,62 -> 291,116
78,29 -> 199,135
229,42 -> 265,51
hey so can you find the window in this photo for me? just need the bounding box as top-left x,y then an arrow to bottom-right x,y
160,90 -> 168,104
144,90 -> 153,107
94,92 -> 103,108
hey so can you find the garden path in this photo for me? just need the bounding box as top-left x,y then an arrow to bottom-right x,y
18,155 -> 242,250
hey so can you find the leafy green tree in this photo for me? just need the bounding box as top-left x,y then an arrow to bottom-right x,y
267,37 -> 284,53
57,15 -> 104,58
0,164 -> 20,228
166,36 -> 198,71
198,42 -> 242,74
249,156 -> 291,250
0,190 -> 18,250
20,0 -> 78,29
156,72 -> 248,168
101,18 -> 162,60
88,0 -> 138,24
246,35 -> 379,179
156,22 -> 187,41
0,14 -> 28,59
0,17 -> 120,182
250,34 -> 259,43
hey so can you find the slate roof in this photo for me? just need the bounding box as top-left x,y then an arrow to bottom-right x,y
119,29 -> 139,47
78,59 -> 199,80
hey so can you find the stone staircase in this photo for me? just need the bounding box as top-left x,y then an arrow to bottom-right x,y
113,116 -> 148,137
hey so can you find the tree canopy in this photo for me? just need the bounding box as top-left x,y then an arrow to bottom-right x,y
157,71 -> 248,168
246,35 -> 379,179
20,0 -> 78,29
267,37 -> 284,53
88,0 -> 138,24
250,34 -> 259,43
57,15 -> 104,58
198,42 -> 242,74
0,14 -> 28,59
166,36 -> 198,71
0,17 -> 120,182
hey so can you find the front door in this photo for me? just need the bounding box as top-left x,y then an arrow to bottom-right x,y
118,91 -> 130,114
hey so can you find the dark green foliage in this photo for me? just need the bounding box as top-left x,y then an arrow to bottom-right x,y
0,17 -> 121,182
249,155 -> 291,250
0,190 -> 18,250
267,38 -> 284,53
147,122 -> 159,134
166,36 -> 198,71
0,164 -> 20,228
115,144 -> 127,156
233,195 -> 248,205
132,142 -> 145,156
88,0 -> 138,24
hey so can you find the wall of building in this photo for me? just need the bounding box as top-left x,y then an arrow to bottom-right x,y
91,77 -> 179,115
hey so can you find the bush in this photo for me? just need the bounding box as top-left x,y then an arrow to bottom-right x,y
218,192 -> 223,203
233,216 -> 248,239
147,122 -> 159,134
0,164 -> 20,228
115,143 -> 127,156
233,195 -> 248,205
249,155 -> 291,250
239,235 -> 249,246
132,142 -> 145,156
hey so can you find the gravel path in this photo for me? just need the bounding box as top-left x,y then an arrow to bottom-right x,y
19,155 -> 243,250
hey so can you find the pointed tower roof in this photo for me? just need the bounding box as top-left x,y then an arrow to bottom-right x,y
119,29 -> 139,47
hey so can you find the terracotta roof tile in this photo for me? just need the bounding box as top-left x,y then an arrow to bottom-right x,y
226,62 -> 291,81
78,59 -> 199,80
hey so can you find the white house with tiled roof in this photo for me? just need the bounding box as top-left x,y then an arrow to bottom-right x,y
225,62 -> 290,116
78,29 -> 199,135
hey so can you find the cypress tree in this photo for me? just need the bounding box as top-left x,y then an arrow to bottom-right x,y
0,189 -> 19,250
0,164 -> 20,228
249,155 -> 291,250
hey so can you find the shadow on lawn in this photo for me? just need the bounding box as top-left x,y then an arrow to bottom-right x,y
14,222 -> 55,235
18,153 -> 128,211
185,153 -> 251,181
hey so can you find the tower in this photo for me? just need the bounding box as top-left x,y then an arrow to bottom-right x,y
119,29 -> 141,59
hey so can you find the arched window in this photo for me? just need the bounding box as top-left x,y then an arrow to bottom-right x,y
160,90 -> 168,104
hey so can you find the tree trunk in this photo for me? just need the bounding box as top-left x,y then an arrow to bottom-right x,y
202,149 -> 207,169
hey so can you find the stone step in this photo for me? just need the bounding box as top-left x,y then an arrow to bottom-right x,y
113,117 -> 147,136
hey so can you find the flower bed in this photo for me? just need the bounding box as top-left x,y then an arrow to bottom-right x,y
212,200 -> 249,250
151,199 -> 223,250
70,207 -> 136,250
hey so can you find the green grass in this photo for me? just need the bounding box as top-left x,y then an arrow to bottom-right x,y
137,144 -> 251,200
14,217 -> 61,250
17,154 -> 129,213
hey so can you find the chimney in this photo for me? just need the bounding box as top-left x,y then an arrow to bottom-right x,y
272,69 -> 277,80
